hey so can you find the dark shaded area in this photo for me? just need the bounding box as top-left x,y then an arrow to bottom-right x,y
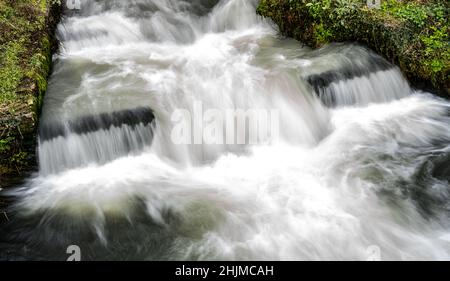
39,107 -> 155,142
409,150 -> 450,218
305,51 -> 394,106
430,152 -> 450,183
306,49 -> 393,90
306,57 -> 392,90
0,197 -> 188,261
376,142 -> 450,220
184,0 -> 221,16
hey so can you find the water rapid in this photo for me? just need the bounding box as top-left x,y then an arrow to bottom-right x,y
1,0 -> 449,260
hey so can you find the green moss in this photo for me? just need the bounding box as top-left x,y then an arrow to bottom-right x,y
0,41 -> 25,102
0,0 -> 60,179
257,0 -> 450,96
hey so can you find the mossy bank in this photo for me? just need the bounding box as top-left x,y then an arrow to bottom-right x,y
0,0 -> 61,187
257,0 -> 449,96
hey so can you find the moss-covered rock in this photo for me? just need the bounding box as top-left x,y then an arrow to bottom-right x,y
0,0 -> 61,185
257,0 -> 449,96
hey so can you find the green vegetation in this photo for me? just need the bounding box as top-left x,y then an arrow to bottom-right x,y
0,0 -> 60,180
257,0 -> 449,95
0,42 -> 25,102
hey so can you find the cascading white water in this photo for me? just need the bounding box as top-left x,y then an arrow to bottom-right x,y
1,0 -> 450,261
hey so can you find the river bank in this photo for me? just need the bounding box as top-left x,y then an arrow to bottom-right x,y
257,0 -> 449,96
0,0 -> 61,187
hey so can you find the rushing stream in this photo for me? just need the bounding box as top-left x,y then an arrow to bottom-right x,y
1,0 -> 450,260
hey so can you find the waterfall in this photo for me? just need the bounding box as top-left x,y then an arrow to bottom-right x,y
1,0 -> 449,261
